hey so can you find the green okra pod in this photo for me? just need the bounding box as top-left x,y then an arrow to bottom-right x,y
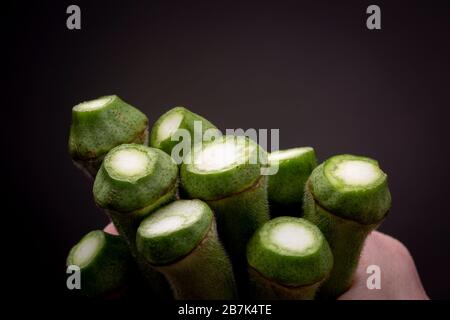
268,147 -> 317,215
180,135 -> 270,293
66,230 -> 133,298
303,154 -> 391,298
93,143 -> 179,297
150,106 -> 220,157
137,199 -> 237,299
69,95 -> 149,178
247,217 -> 333,300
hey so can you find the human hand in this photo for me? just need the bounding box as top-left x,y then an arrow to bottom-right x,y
338,231 -> 429,300
103,224 -> 428,300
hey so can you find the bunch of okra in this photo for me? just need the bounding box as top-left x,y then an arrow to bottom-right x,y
66,95 -> 391,300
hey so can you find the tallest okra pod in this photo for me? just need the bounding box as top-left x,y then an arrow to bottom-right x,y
180,135 -> 270,292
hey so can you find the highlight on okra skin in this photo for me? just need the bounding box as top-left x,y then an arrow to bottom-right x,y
66,230 -> 133,297
247,217 -> 333,300
268,147 -> 317,214
68,95 -> 149,178
180,136 -> 270,270
303,154 -> 391,298
136,199 -> 237,299
150,106 -> 221,157
93,143 -> 178,296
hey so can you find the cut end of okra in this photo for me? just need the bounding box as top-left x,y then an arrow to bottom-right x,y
309,154 -> 391,224
67,230 -> 105,268
66,230 -> 132,297
69,95 -> 149,177
94,144 -> 178,213
153,110 -> 184,147
247,217 -> 333,287
194,139 -> 243,171
150,106 -> 220,156
104,145 -> 154,182
269,147 -> 314,162
181,135 -> 268,200
72,95 -> 114,112
137,200 -> 213,265
268,147 -> 317,206
324,155 -> 385,189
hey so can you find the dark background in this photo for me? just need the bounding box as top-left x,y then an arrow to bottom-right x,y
6,0 -> 449,300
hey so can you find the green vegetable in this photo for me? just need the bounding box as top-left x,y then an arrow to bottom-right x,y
180,135 -> 270,293
94,144 -> 178,249
150,106 -> 220,158
66,230 -> 133,297
93,143 -> 178,297
303,154 -> 391,298
308,154 -> 390,224
69,95 -> 149,178
137,200 -> 237,299
66,98 -> 395,301
247,217 -> 333,300
268,147 -> 317,215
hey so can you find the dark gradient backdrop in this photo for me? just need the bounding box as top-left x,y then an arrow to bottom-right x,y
6,0 -> 450,299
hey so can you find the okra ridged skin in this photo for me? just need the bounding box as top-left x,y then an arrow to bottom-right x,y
69,95 -> 149,178
268,147 -> 317,214
303,186 -> 380,298
156,222 -> 238,299
66,230 -> 133,298
309,156 -> 391,225
247,217 -> 333,300
303,155 -> 391,298
207,176 -> 269,267
93,144 -> 178,298
248,268 -> 321,300
136,200 -> 237,299
206,175 -> 270,297
150,106 -> 220,156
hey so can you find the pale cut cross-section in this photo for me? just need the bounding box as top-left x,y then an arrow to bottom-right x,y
73,96 -> 112,112
333,160 -> 381,187
195,141 -> 243,171
73,236 -> 101,267
144,216 -> 185,236
156,112 -> 183,146
269,147 -> 312,162
270,223 -> 316,254
142,201 -> 205,237
109,149 -> 150,178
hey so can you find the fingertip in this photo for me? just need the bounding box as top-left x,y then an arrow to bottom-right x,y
104,222 -> 119,235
